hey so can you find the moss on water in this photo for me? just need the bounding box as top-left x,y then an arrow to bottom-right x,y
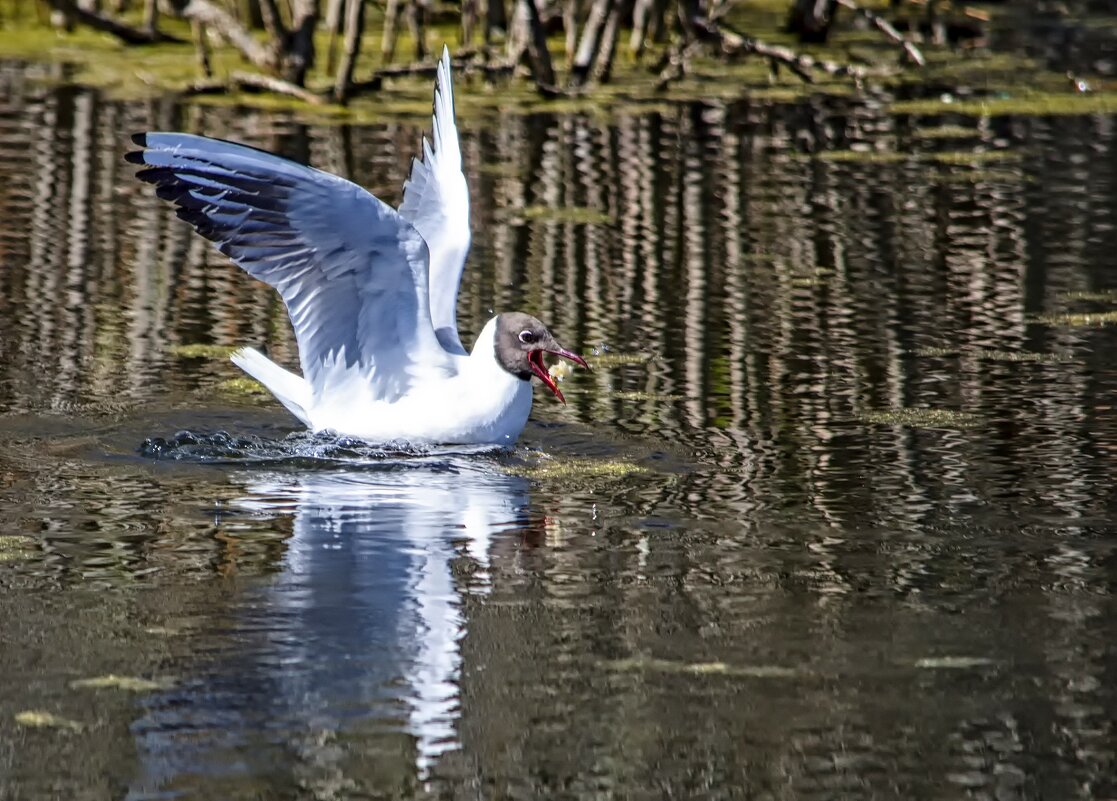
587,352 -> 654,368
500,205 -> 614,225
1060,289 -> 1117,302
912,124 -> 980,139
218,377 -> 269,397
813,149 -> 1017,166
914,656 -> 994,669
861,407 -> 982,429
929,150 -> 1019,165
607,656 -> 801,679
603,390 -> 682,401
0,534 -> 36,562
70,675 -> 172,692
476,162 -> 520,177
913,346 -> 1073,363
893,91 -> 1117,117
169,343 -> 237,360
1036,310 -> 1117,326
14,710 -> 84,732
816,150 -> 910,164
514,457 -> 646,480
927,168 -> 1024,185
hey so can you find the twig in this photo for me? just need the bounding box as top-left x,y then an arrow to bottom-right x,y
834,0 -> 925,66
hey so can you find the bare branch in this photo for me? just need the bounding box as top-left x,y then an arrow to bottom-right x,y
834,0 -> 925,66
43,0 -> 182,43
186,71 -> 326,104
176,0 -> 276,69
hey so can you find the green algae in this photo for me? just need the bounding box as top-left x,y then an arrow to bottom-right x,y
515,457 -> 646,480
1035,310 -> 1117,327
608,656 -> 801,679
893,91 -> 1117,117
169,343 -> 237,360
861,407 -> 982,429
929,150 -> 1019,165
913,346 -> 1074,363
588,352 -> 654,368
1060,289 -> 1117,302
814,148 -> 1018,166
0,534 -> 36,562
70,674 -> 173,692
816,149 -> 909,164
927,168 -> 1024,185
502,205 -> 614,225
912,124 -> 980,139
14,710 -> 84,732
602,390 -> 682,402
218,377 -> 269,397
914,656 -> 994,669
791,276 -> 825,288
476,162 -> 521,177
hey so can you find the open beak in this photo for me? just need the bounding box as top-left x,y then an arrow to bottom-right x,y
528,346 -> 589,404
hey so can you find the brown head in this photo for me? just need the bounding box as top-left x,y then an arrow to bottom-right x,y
493,312 -> 588,403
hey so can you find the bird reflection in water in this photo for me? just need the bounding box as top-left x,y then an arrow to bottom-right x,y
130,457 -> 532,792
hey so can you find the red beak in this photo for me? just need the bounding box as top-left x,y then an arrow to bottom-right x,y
528,347 -> 589,404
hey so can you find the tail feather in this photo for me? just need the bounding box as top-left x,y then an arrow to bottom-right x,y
231,347 -> 312,426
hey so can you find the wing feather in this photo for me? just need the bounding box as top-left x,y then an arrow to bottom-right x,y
398,45 -> 472,356
128,132 -> 455,403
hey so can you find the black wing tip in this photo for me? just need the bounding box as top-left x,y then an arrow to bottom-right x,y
125,132 -> 149,165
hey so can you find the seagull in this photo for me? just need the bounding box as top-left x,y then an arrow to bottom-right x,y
127,47 -> 587,447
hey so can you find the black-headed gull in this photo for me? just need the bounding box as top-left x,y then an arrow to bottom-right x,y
127,47 -> 587,446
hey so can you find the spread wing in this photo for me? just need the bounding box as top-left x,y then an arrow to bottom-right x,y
398,45 -> 472,356
127,132 -> 457,402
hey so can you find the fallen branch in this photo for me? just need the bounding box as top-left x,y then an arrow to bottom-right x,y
656,15 -> 860,91
176,0 -> 276,71
184,72 -> 326,104
835,0 -> 925,66
720,20 -> 859,79
44,0 -> 182,44
229,71 -> 325,104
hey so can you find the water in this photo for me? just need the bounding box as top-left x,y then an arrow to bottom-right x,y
2,51 -> 1117,800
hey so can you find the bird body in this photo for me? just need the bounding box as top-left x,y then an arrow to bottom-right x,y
231,318 -> 533,445
129,47 -> 585,447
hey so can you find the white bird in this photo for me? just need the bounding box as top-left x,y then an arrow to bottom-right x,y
127,47 -> 586,447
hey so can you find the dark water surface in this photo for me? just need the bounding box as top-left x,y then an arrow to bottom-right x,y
3,55 -> 1117,800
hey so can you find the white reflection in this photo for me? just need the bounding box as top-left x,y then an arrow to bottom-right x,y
130,457 -> 529,796
238,460 -> 528,776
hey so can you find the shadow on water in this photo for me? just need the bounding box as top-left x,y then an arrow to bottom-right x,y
3,26 -> 1117,799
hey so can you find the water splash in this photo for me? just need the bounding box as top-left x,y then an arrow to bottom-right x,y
138,429 -> 502,467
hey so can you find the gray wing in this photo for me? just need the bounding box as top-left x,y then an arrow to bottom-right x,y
398,46 -> 472,356
128,132 -> 457,402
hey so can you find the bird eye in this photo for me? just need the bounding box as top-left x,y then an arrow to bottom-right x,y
518,330 -> 537,344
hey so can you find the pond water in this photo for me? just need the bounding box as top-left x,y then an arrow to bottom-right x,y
2,49 -> 1117,800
